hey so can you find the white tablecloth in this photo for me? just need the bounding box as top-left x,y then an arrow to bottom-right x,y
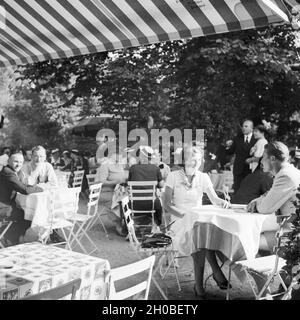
0,242 -> 110,300
169,205 -> 268,261
15,188 -> 78,229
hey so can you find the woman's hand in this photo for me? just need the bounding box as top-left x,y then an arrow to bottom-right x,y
219,199 -> 230,209
247,200 -> 257,213
245,158 -> 252,164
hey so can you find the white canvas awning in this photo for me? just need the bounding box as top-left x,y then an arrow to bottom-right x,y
0,0 -> 296,67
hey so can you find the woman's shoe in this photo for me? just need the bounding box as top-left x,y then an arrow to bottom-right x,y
193,285 -> 206,300
212,275 -> 232,290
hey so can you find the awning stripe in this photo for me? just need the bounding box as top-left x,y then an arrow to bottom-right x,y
152,0 -> 192,39
77,0 -> 134,49
210,0 -> 242,32
125,0 -> 171,42
6,1 -> 65,60
100,0 -> 150,46
179,0 -> 217,36
21,0 -> 82,58
0,32 -> 37,64
38,0 -> 102,54
0,35 -> 29,65
0,0 -> 291,67
242,0 -> 269,28
163,0 -> 205,38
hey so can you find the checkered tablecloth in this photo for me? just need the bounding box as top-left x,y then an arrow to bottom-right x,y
0,242 -> 110,300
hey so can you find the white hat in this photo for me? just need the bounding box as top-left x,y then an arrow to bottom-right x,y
139,145 -> 154,158
51,148 -> 59,154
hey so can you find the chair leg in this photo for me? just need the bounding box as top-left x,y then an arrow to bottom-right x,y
151,276 -> 168,300
169,252 -> 181,291
151,254 -> 169,300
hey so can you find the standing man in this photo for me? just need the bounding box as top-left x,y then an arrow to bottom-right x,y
0,152 -> 43,245
226,120 -> 257,192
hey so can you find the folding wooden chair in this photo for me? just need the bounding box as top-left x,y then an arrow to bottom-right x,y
121,196 -> 181,300
68,183 -> 102,255
42,187 -> 81,250
127,181 -> 158,235
226,215 -> 291,300
72,170 -> 85,188
107,255 -> 155,300
56,171 -> 71,188
20,278 -> 81,300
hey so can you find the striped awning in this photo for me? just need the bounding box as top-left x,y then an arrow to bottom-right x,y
0,0 -> 294,67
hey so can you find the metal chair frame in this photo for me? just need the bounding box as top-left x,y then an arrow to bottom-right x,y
226,215 -> 291,300
121,196 -> 181,300
68,183 -> 102,255
107,256 -> 155,300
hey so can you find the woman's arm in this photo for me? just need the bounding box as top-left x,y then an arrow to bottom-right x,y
163,186 -> 185,219
204,175 -> 229,208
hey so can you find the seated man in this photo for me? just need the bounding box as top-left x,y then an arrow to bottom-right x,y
247,141 -> 300,251
19,146 -> 58,187
128,146 -> 164,228
246,141 -> 300,295
0,152 -> 43,245
231,158 -> 273,204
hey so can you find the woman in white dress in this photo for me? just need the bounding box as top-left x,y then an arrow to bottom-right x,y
246,123 -> 269,172
164,146 -> 230,299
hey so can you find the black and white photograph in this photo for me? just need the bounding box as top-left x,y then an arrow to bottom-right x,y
0,0 -> 300,312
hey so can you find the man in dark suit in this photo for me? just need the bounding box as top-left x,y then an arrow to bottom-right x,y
226,120 -> 257,192
0,152 -> 43,245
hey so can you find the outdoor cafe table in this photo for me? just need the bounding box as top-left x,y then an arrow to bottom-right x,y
0,242 -> 110,300
170,205 -> 269,266
16,188 -> 78,226
15,187 -> 79,240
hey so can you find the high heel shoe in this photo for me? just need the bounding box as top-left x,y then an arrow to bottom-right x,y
212,275 -> 232,290
193,285 -> 206,300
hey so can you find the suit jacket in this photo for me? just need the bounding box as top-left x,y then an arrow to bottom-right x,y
0,166 -> 43,206
227,133 -> 257,175
255,163 -> 300,215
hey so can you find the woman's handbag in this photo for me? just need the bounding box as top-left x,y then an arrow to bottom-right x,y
141,232 -> 172,248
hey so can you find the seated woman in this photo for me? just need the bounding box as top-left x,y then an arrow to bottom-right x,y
97,152 -> 128,236
231,158 -> 273,204
164,146 -> 230,299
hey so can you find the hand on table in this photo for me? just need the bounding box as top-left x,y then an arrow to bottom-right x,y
247,200 -> 257,213
218,199 -> 230,209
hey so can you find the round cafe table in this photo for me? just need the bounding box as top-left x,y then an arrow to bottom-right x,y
15,187 -> 79,240
170,205 -> 269,262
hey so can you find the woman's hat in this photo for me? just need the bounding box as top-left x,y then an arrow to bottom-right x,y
51,148 -> 59,154
71,149 -> 79,155
139,145 -> 154,158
